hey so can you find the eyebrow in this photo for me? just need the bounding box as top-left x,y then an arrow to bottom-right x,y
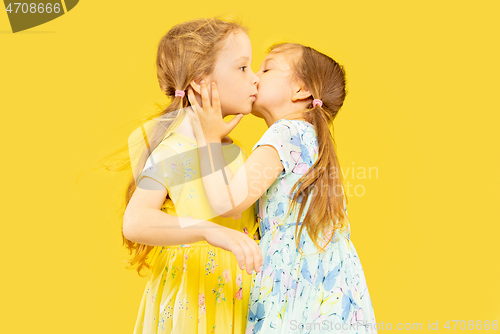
262,58 -> 277,66
234,56 -> 250,63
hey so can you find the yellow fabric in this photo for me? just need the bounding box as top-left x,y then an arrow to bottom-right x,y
133,130 -> 259,334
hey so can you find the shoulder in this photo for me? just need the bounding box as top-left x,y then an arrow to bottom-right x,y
264,119 -> 302,143
269,118 -> 299,133
252,119 -> 304,152
143,134 -> 186,170
252,120 -> 306,174
158,133 -> 187,152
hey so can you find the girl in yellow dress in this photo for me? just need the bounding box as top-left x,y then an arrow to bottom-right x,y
121,17 -> 263,333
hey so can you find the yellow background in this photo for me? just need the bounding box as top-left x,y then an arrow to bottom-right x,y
1,1 -> 499,333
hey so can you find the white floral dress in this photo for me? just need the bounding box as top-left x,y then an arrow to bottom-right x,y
245,120 -> 377,334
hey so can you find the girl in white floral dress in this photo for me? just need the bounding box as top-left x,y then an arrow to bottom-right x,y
186,42 -> 377,334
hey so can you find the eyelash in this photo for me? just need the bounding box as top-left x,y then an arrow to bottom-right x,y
263,69 -> 269,73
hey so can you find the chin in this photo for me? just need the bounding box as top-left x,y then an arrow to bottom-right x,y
242,103 -> 255,115
239,106 -> 253,115
251,109 -> 264,119
223,105 -> 252,117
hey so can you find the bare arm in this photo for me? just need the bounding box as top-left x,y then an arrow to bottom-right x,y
123,176 -> 215,246
196,140 -> 283,218
123,176 -> 263,274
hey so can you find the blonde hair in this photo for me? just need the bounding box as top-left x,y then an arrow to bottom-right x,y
269,43 -> 349,255
105,17 -> 248,276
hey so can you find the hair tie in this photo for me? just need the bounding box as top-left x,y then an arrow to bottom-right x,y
312,99 -> 323,108
175,90 -> 185,98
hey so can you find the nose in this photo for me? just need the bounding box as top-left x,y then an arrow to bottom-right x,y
252,70 -> 260,85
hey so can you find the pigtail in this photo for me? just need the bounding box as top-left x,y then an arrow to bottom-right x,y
114,17 -> 248,276
272,43 -> 349,255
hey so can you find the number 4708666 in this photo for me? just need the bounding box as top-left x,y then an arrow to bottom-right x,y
5,3 -> 62,14
444,320 -> 498,330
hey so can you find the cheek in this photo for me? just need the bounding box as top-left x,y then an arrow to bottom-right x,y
214,80 -> 233,101
255,90 -> 272,108
227,79 -> 249,100
217,81 -> 248,109
258,80 -> 277,100
221,80 -> 238,92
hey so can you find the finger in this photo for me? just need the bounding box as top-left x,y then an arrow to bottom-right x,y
244,236 -> 263,273
200,81 -> 210,110
230,243 -> 246,271
237,237 -> 254,275
210,82 -> 221,114
187,88 -> 202,114
225,114 -> 244,132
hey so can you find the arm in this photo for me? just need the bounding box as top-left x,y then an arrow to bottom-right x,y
197,140 -> 283,218
123,176 -> 216,246
123,176 -> 263,274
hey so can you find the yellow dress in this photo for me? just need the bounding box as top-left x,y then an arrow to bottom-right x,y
132,129 -> 259,334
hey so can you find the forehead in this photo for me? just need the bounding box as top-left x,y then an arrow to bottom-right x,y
218,31 -> 252,60
262,51 -> 296,70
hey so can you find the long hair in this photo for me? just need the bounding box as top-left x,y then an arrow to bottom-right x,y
103,17 -> 248,276
269,43 -> 349,255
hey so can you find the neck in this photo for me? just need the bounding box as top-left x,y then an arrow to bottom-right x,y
258,101 -> 310,127
261,110 -> 308,127
174,108 -> 196,141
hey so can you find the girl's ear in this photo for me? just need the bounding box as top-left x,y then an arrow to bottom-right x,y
189,76 -> 211,95
189,79 -> 202,95
292,84 -> 312,102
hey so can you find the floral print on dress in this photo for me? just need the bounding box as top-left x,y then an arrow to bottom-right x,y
246,120 -> 377,334
132,121 -> 259,334
205,249 -> 217,275
235,273 -> 243,301
213,275 -> 227,305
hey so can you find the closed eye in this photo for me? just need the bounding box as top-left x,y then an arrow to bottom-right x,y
263,69 -> 269,73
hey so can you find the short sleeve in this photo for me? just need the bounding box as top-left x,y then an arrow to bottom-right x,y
252,120 -> 302,174
136,145 -> 184,198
